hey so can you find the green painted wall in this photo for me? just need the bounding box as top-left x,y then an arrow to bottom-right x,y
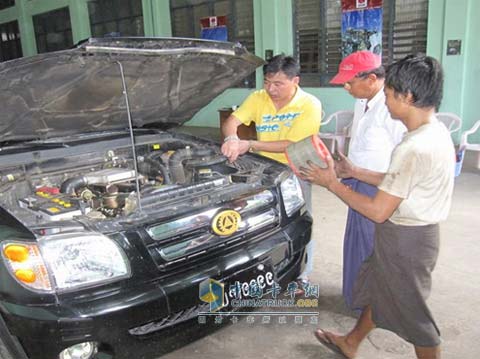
461,0 -> 480,143
188,0 -> 354,133
144,0 -> 172,37
430,0 -> 466,143
0,0 -> 478,142
425,0 -> 480,143
0,0 -> 172,56
188,0 -> 480,143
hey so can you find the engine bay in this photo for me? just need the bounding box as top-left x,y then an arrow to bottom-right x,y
0,133 -> 272,224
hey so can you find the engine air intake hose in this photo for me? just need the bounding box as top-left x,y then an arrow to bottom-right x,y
60,176 -> 88,195
169,147 -> 216,184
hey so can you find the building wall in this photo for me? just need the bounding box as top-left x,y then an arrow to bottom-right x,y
426,0 -> 480,143
188,0 -> 354,134
461,0 -> 480,143
0,0 -> 478,143
0,0 -> 173,57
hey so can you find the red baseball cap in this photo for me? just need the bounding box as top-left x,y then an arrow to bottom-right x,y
330,51 -> 382,84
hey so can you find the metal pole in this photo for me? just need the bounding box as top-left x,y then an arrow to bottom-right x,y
116,60 -> 143,213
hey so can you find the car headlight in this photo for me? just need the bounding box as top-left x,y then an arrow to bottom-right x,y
280,174 -> 305,217
1,233 -> 130,292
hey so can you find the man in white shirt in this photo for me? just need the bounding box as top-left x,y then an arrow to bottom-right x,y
329,51 -> 406,309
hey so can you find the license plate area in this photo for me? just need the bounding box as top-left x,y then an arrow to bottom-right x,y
221,260 -> 275,311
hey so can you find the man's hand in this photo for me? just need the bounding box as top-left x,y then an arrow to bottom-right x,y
334,152 -> 356,178
299,155 -> 337,190
221,139 -> 250,162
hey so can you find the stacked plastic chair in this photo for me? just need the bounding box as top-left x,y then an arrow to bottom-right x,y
319,110 -> 355,154
458,120 -> 480,173
436,112 -> 462,134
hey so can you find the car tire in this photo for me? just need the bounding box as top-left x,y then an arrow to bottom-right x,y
0,315 -> 28,359
0,336 -> 15,359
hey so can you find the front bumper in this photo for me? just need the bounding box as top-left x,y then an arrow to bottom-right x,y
0,214 -> 312,359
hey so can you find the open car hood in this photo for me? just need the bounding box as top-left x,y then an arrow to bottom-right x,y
0,37 -> 264,142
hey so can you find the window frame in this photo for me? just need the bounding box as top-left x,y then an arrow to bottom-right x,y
0,0 -> 15,11
0,20 -> 22,62
294,0 -> 429,87
87,0 -> 145,38
169,0 -> 255,88
33,6 -> 73,54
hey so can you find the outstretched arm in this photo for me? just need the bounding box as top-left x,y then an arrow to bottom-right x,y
300,155 -> 402,223
334,152 -> 386,186
248,139 -> 293,153
221,115 -> 249,162
221,115 -> 294,162
221,114 -> 242,139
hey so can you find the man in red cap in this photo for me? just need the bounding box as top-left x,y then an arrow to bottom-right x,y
329,51 -> 406,311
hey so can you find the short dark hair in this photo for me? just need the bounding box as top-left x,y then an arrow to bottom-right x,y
263,54 -> 300,78
385,54 -> 444,109
356,66 -> 386,79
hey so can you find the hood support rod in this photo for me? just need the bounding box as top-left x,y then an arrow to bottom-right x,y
117,60 -> 143,213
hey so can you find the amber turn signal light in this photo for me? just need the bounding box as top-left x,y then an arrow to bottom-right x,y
4,244 -> 29,262
15,269 -> 36,283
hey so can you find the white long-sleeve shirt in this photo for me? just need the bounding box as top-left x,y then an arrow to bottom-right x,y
348,88 -> 407,172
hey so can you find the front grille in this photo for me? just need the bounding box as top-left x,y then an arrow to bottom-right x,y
139,177 -> 230,209
144,190 -> 280,270
58,317 -> 94,341
128,303 -> 210,336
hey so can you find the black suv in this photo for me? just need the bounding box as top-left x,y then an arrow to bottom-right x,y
0,38 -> 312,359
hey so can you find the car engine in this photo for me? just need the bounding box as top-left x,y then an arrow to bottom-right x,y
0,135 -> 269,224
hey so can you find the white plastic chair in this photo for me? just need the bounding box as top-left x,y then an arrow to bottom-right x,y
460,120 -> 480,149
436,112 -> 462,134
455,120 -> 480,176
319,110 -> 354,154
460,120 -> 480,169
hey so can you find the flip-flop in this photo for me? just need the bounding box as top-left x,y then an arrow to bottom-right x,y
294,278 -> 309,296
313,329 -> 349,358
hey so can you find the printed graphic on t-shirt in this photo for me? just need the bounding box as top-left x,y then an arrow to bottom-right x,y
257,112 -> 301,132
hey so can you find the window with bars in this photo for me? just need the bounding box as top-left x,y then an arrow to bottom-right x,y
88,0 -> 144,37
170,0 -> 255,88
33,7 -> 73,54
0,0 -> 14,11
294,0 -> 429,87
0,20 -> 22,62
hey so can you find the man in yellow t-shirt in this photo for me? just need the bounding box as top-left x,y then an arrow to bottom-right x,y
221,54 -> 322,291
221,54 -> 322,163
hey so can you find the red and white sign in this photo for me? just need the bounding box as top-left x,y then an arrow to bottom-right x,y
356,0 -> 368,8
209,16 -> 217,27
342,0 -> 382,11
200,15 -> 227,29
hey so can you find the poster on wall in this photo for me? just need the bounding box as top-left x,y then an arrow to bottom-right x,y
341,0 -> 383,58
200,16 -> 228,41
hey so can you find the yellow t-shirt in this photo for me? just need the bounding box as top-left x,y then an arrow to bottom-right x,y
232,87 -> 322,163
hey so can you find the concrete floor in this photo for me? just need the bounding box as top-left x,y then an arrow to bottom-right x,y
160,163 -> 480,358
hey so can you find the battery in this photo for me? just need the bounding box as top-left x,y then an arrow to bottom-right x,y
19,192 -> 82,221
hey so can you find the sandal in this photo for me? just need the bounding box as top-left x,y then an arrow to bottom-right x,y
294,278 -> 309,296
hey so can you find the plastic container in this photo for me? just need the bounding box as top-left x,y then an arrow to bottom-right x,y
454,148 -> 465,177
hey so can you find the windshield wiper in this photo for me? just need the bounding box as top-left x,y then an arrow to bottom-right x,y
24,140 -> 70,148
0,140 -> 69,153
